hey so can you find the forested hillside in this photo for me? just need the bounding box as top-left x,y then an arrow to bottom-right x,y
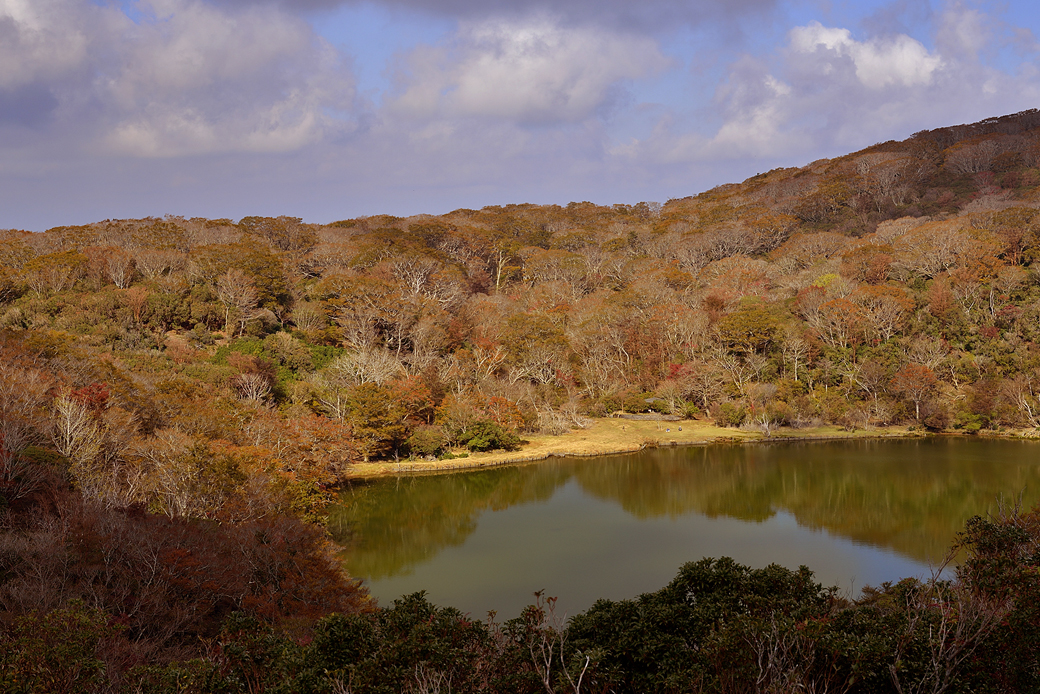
5,110 -> 1040,690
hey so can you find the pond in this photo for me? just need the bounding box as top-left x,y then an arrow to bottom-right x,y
329,437 -> 1040,618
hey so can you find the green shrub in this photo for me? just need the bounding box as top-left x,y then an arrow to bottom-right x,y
458,420 -> 521,452
0,602 -> 123,694
406,426 -> 448,457
714,401 -> 746,428
623,391 -> 664,413
679,401 -> 701,419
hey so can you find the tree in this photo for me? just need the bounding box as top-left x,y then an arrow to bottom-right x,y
343,383 -> 406,461
0,361 -> 52,455
841,244 -> 894,284
850,360 -> 891,415
990,207 -> 1038,265
104,247 -> 135,289
715,301 -> 780,354
228,354 -> 276,402
1000,373 -> 1040,428
503,312 -> 569,385
747,382 -> 780,436
283,413 -> 357,485
710,347 -> 755,397
565,557 -> 835,693
854,285 -> 914,342
682,359 -> 727,410
793,180 -> 854,224
315,272 -> 401,350
890,364 -> 938,421
0,266 -> 16,306
191,242 -> 290,312
53,388 -> 104,493
386,375 -> 438,425
944,136 -> 1001,174
131,247 -> 182,279
289,301 -> 329,334
21,250 -> 87,293
894,222 -> 970,279
216,269 -> 260,336
774,232 -> 847,272
812,297 -> 864,350
780,328 -> 811,382
239,215 -> 316,253
0,604 -> 122,694
521,247 -> 588,300
458,420 -> 521,452
858,154 -> 912,210
322,349 -> 406,388
389,253 -> 443,298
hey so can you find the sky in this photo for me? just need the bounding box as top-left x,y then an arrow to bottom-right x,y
1,0 -> 1039,230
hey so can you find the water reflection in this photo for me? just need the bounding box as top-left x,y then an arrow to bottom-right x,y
330,438 -> 1040,615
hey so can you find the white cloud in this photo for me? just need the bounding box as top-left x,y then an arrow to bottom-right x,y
99,0 -> 357,156
0,0 -> 357,156
390,17 -> 670,124
0,0 -> 103,89
617,8 -> 1040,171
936,3 -> 990,60
709,73 -> 795,157
114,1 -> 312,94
789,21 -> 942,89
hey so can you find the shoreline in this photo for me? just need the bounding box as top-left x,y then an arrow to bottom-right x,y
347,418 -> 927,479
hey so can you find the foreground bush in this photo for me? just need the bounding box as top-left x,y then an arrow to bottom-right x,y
3,450 -> 1039,693
11,503 -> 1019,693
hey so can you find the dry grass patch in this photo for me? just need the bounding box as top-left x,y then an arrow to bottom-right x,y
348,419 -> 916,478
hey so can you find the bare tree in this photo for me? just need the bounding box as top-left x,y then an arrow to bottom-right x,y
780,330 -> 809,382
323,349 -> 406,387
890,559 -> 1011,694
1002,373 -> 1040,428
132,248 -> 183,279
521,591 -> 595,694
233,372 -> 273,402
105,248 -> 136,288
745,615 -> 855,694
711,348 -> 755,397
52,390 -> 105,500
686,359 -> 728,410
944,138 -> 1001,175
216,269 -> 260,336
0,362 -> 52,454
894,224 -> 969,279
748,382 -> 779,436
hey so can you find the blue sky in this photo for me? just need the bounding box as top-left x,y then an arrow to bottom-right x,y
2,0 -> 1039,230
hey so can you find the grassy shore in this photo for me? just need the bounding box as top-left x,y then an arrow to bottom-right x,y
348,419 -> 919,478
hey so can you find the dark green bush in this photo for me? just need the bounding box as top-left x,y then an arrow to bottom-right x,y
405,426 -> 448,457
713,401 -> 746,428
458,420 -> 521,452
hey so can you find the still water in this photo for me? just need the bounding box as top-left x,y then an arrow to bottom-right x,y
329,437 -> 1040,618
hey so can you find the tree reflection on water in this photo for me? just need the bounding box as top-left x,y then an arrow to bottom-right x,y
330,437 -> 1040,582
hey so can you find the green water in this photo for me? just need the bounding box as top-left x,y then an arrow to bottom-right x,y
330,437 -> 1040,618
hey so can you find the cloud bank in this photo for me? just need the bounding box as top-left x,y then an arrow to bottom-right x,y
0,0 -> 356,157
1,0 -> 1039,229
388,17 -> 670,124
210,0 -> 780,31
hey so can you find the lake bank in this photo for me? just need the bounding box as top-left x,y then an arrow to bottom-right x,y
347,418 -> 924,478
